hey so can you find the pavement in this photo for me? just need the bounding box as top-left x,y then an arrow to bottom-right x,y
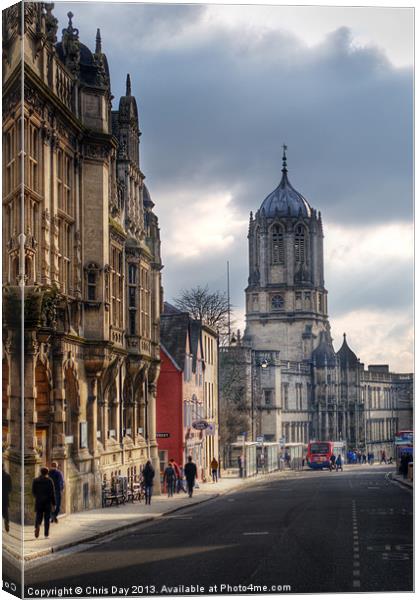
388,468 -> 413,489
17,463 -> 412,595
2,468 -> 292,563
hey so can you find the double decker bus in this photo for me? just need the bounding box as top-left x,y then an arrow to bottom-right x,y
306,441 -> 346,470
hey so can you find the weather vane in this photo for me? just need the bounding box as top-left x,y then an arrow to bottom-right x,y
282,144 -> 288,171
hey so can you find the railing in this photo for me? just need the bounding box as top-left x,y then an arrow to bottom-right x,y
55,63 -> 73,111
280,360 -> 311,374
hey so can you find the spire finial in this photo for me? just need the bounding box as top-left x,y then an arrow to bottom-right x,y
95,28 -> 102,54
67,11 -> 73,27
282,144 -> 288,173
343,332 -> 347,340
126,73 -> 131,96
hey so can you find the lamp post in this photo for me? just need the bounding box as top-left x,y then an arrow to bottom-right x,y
251,352 -> 270,442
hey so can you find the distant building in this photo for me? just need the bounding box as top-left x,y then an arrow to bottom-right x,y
157,303 -> 219,479
2,5 -> 162,521
220,148 -> 412,458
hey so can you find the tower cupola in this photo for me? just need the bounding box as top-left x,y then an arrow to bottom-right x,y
258,146 -> 313,219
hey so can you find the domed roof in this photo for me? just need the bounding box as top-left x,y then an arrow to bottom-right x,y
56,40 -> 93,65
55,23 -> 110,86
312,331 -> 337,368
143,184 -> 154,209
259,147 -> 313,219
337,333 -> 359,368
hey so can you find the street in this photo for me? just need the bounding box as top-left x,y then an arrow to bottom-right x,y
11,466 -> 414,595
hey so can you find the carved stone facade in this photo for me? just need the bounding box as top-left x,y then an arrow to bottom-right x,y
2,3 -> 163,522
221,149 -> 413,457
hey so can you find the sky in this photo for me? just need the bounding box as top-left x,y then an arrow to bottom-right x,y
53,1 -> 414,372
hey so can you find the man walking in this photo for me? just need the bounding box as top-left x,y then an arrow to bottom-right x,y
32,467 -> 56,539
48,462 -> 64,523
210,457 -> 219,483
184,456 -> 197,498
2,465 -> 12,532
163,462 -> 176,497
142,460 -> 155,505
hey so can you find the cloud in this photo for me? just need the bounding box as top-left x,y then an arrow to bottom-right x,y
159,190 -> 247,259
51,3 -> 413,371
331,309 -> 413,373
324,221 -> 414,316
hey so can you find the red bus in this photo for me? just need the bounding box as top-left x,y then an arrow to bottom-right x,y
307,441 -> 346,470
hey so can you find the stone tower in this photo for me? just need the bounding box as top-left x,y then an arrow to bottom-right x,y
244,147 -> 329,361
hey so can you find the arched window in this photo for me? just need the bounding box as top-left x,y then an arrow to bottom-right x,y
294,225 -> 306,264
271,225 -> 284,264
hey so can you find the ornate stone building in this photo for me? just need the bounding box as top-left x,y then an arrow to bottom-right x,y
2,3 -> 163,521
220,147 -> 413,458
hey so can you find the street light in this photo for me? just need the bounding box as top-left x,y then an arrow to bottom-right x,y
251,353 -> 272,441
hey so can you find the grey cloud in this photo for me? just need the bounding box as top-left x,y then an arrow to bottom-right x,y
54,5 -> 412,226
51,4 -> 413,338
328,261 -> 413,317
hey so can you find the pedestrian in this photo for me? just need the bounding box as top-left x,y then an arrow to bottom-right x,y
163,463 -> 176,497
401,453 -> 409,479
142,460 -> 155,505
170,459 -> 185,493
2,465 -> 12,533
32,467 -> 56,539
210,457 -> 219,483
184,456 -> 198,498
237,455 -> 243,478
329,453 -> 336,472
336,454 -> 343,471
380,450 -> 386,464
362,453 -> 367,464
48,462 -> 64,523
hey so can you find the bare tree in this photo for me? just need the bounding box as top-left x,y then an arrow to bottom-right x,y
173,285 -> 232,339
218,346 -> 252,455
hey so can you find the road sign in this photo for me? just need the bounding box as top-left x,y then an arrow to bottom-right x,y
256,435 -> 264,443
279,437 -> 286,446
192,420 -> 209,431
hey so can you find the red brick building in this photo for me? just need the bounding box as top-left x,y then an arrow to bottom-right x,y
156,305 -> 207,479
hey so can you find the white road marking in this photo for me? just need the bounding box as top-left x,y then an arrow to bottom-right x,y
353,570 -> 360,577
354,561 -> 360,568
243,531 -> 269,536
353,581 -> 361,588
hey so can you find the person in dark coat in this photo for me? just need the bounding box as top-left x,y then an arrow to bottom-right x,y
401,453 -> 410,479
210,457 -> 219,483
142,460 -> 155,505
163,463 -> 176,497
2,465 -> 12,532
48,462 -> 64,523
184,456 -> 198,498
32,467 -> 56,539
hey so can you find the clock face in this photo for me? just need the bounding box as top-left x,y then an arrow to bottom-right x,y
271,295 -> 284,310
